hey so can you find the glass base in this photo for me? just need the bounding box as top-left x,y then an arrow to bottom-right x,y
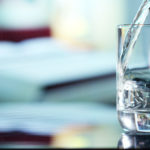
118,110 -> 150,133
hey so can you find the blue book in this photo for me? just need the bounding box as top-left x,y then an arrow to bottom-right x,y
0,38 -> 116,103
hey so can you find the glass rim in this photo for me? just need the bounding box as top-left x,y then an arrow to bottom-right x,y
118,24 -> 150,28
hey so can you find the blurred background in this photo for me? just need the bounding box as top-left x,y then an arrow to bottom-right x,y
0,0 -> 142,148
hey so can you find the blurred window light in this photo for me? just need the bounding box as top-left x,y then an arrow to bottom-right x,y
0,0 -> 52,29
51,0 -> 125,49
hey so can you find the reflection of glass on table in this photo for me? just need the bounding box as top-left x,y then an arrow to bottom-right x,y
118,133 -> 150,149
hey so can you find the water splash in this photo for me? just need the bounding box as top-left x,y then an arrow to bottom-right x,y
121,0 -> 150,74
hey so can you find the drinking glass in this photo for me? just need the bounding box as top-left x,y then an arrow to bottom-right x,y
117,24 -> 150,133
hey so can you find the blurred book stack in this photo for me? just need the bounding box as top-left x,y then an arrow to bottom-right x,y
0,0 -> 121,148
0,102 -> 121,148
0,35 -> 117,148
0,37 -> 116,103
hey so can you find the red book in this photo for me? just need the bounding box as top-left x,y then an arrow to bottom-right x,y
0,131 -> 53,146
0,27 -> 51,42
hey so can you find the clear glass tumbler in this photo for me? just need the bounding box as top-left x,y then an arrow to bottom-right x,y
117,24 -> 150,133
